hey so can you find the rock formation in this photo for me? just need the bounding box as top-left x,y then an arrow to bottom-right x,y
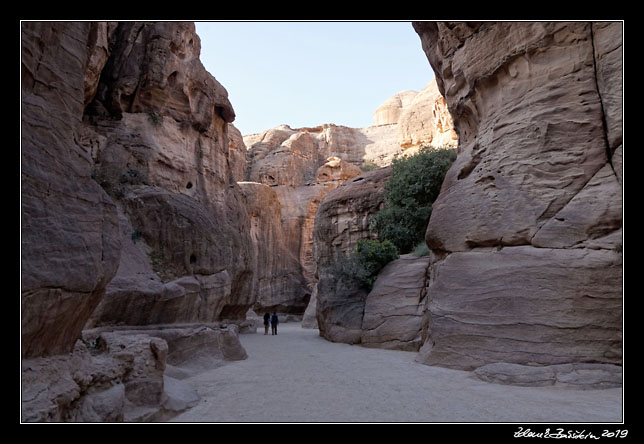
360,254 -> 430,351
238,181 -> 310,313
313,167 -> 393,343
243,125 -> 372,314
22,21 -> 122,360
245,82 -> 456,317
412,21 -> 622,385
373,90 -> 418,125
22,21 -> 252,421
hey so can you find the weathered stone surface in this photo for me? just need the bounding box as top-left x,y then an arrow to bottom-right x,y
361,254 -> 429,351
21,21 -> 122,358
313,167 -> 392,343
87,22 -> 234,126
398,79 -> 458,150
243,85 -> 457,319
81,21 -> 256,326
373,90 -> 419,125
161,375 -> 200,414
417,246 -> 622,370
301,286 -> 319,329
412,21 -> 622,382
22,21 -> 255,421
473,362 -> 622,389
244,126 -> 369,313
21,333 -> 167,422
239,181 -> 310,313
227,123 -> 248,183
415,21 -> 622,253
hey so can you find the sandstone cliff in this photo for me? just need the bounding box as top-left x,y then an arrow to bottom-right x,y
313,167 -> 393,343
22,21 -> 251,421
412,21 -> 622,384
245,82 -> 456,316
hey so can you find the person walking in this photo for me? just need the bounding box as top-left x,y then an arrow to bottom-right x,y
271,312 -> 279,335
263,312 -> 270,335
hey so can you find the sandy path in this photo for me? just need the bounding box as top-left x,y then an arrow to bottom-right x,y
170,323 -> 622,423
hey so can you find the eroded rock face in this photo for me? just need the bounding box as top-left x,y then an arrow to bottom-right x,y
412,21 -> 623,375
313,167 -> 392,343
239,181 -> 310,313
243,126 -> 367,312
21,22 -> 122,358
398,79 -> 458,150
83,21 -> 255,325
22,21 -> 252,421
21,333 -> 168,422
244,82 -> 457,318
361,254 -> 430,351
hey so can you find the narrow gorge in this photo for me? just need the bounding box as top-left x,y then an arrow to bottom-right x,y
21,21 -> 623,423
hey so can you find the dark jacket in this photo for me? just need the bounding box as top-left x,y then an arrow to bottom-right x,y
263,313 -> 270,325
271,314 -> 279,325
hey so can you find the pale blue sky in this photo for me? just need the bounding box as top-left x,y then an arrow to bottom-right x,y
195,21 -> 435,135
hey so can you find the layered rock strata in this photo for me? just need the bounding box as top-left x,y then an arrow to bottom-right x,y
83,22 -> 255,324
312,167 -> 393,343
21,21 -> 122,359
360,254 -> 430,351
22,21 -> 253,421
243,125 -> 367,313
238,181 -> 310,313
246,83 -> 456,316
412,21 -> 622,384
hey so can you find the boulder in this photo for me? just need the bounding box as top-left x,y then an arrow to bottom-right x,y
361,254 -> 430,351
21,333 -> 168,422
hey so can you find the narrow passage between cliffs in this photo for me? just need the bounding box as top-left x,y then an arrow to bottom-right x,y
169,324 -> 621,423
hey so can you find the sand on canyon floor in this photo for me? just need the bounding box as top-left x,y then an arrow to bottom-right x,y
169,323 -> 622,423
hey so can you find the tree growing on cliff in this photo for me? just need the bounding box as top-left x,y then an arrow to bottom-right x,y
370,146 -> 456,254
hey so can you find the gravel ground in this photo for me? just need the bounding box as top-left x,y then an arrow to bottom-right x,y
169,323 -> 623,423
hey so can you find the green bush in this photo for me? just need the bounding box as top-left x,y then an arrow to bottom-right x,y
352,239 -> 399,290
328,239 -> 399,292
370,146 -> 456,253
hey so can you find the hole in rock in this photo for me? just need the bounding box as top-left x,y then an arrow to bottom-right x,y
190,254 -> 197,264
186,181 -> 193,189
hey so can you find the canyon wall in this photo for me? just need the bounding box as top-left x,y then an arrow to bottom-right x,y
246,80 -> 456,316
22,21 -> 250,421
412,21 -> 622,381
312,167 -> 393,343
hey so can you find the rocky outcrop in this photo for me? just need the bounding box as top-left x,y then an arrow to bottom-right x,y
412,21 -> 622,382
22,21 -> 253,421
473,362 -> 622,389
239,181 -> 310,313
372,80 -> 458,153
246,85 -> 456,318
360,254 -> 430,351
398,79 -> 458,150
21,322 -> 247,422
83,22 -> 255,325
373,90 -> 419,126
313,167 -> 392,343
21,22 -> 122,359
243,125 -> 368,313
